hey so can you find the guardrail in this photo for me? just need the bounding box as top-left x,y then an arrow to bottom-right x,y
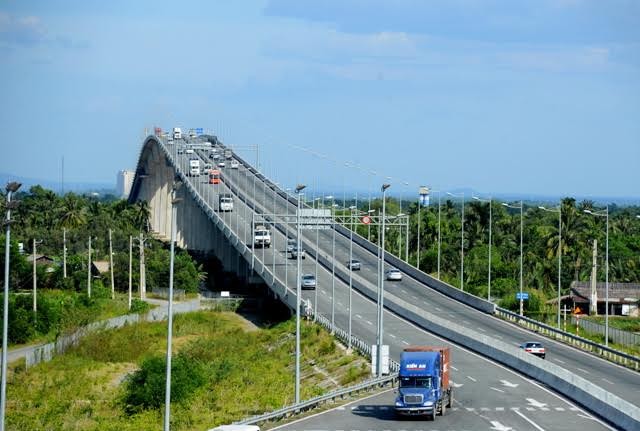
571,316 -> 640,346
496,307 -> 640,370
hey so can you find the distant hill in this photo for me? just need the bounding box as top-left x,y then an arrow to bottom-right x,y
0,172 -> 115,196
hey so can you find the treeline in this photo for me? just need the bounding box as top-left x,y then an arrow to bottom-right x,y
0,185 -> 203,295
354,197 -> 640,319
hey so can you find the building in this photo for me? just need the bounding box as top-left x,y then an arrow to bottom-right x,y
117,170 -> 135,198
568,281 -> 640,317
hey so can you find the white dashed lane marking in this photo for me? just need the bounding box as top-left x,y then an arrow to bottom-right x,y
466,376 -> 477,382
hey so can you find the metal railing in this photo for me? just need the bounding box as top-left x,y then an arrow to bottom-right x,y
495,307 -> 640,370
571,316 -> 640,346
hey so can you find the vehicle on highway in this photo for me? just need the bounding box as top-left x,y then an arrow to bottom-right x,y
186,148 -> 194,154
253,225 -> 271,248
209,169 -> 221,184
209,153 -> 215,159
301,274 -> 316,290
346,259 -> 361,270
520,341 -> 545,359
224,149 -> 233,159
288,245 -> 306,259
173,127 -> 182,140
395,346 -> 452,420
203,163 -> 212,174
177,148 -> 184,154
189,159 -> 201,177
386,267 -> 402,281
218,194 -> 233,212
208,425 -> 260,431
230,160 -> 239,169
218,160 -> 226,168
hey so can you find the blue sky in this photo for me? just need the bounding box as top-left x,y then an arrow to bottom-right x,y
1,0 -> 638,199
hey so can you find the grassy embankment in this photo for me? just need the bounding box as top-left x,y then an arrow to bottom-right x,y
6,310 -> 370,430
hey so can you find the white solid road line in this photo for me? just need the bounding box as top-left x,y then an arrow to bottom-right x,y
515,409 -> 546,430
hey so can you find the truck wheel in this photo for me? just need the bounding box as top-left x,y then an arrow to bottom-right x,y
440,402 -> 446,416
447,390 -> 453,408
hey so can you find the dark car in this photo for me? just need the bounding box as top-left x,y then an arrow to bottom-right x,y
520,341 -> 545,359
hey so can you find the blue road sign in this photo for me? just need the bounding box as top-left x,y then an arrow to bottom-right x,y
195,127 -> 204,135
516,292 -> 529,300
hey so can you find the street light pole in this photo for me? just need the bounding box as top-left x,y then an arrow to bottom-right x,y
2,181 -> 21,431
584,206 -> 609,346
473,196 -> 492,301
539,205 -> 562,328
348,205 -> 356,351
326,195 -> 336,330
447,192 -> 465,291
294,184 -> 306,404
437,191 -> 441,279
503,201 -> 524,315
164,181 -> 182,431
377,183 -> 390,377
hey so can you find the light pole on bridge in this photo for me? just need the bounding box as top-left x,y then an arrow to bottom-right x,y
294,184 -> 306,404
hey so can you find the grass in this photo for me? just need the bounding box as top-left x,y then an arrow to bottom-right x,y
6,310 -> 370,430
582,316 -> 640,332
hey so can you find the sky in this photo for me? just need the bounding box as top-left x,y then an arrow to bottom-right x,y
1,0 -> 639,199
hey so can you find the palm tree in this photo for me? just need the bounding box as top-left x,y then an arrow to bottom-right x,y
58,193 -> 87,229
132,200 -> 151,232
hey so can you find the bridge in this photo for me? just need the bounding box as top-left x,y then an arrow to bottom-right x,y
129,134 -> 640,430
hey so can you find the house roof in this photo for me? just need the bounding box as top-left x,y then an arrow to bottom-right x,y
91,261 -> 110,274
25,254 -> 55,264
569,281 -> 640,304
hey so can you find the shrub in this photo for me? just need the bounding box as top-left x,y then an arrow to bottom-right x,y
122,354 -> 206,413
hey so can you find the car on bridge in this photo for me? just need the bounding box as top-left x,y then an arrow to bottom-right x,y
385,267 -> 403,281
288,245 -> 306,259
301,274 -> 316,290
217,160 -> 226,168
346,259 -> 361,270
230,160 -> 239,169
520,341 -> 545,359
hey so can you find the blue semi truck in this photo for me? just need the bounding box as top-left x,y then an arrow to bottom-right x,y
394,346 -> 452,420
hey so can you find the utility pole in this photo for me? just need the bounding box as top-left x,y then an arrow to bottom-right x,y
139,232 -> 146,299
590,239 -> 598,315
32,239 -> 37,312
109,229 -> 115,299
128,235 -> 133,310
63,228 -> 67,278
87,236 -> 92,298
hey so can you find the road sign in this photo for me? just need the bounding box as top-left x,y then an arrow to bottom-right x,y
361,215 -> 372,224
195,127 -> 204,135
297,208 -> 332,229
516,292 -> 529,300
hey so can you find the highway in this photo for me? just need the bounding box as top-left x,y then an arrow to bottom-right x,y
164,138 -> 637,429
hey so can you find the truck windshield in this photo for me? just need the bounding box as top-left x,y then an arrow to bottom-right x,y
400,376 -> 432,388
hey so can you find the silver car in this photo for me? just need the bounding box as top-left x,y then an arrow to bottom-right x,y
346,259 -> 361,270
385,267 -> 402,281
301,274 -> 316,290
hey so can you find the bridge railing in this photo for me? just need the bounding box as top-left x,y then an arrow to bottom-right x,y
495,307 -> 640,370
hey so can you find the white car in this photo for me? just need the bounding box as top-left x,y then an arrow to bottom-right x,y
385,267 -> 402,281
230,160 -> 239,169
217,160 -> 226,168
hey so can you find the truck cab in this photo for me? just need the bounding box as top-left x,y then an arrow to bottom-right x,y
395,347 -> 452,420
173,127 -> 182,140
189,159 -> 201,176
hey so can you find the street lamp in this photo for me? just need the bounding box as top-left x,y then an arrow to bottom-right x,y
503,201 -> 524,316
164,180 -> 182,431
539,205 -> 562,329
348,205 -> 357,352
2,181 -> 21,431
473,196 -> 492,301
584,206 -> 609,347
326,195 -> 336,330
396,213 -> 406,258
294,184 -> 306,404
377,183 -> 390,377
447,192 -> 465,291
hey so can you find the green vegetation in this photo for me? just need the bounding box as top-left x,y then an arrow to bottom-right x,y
354,197 -> 640,321
0,289 -> 150,345
6,311 -> 370,430
0,185 -> 202,346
